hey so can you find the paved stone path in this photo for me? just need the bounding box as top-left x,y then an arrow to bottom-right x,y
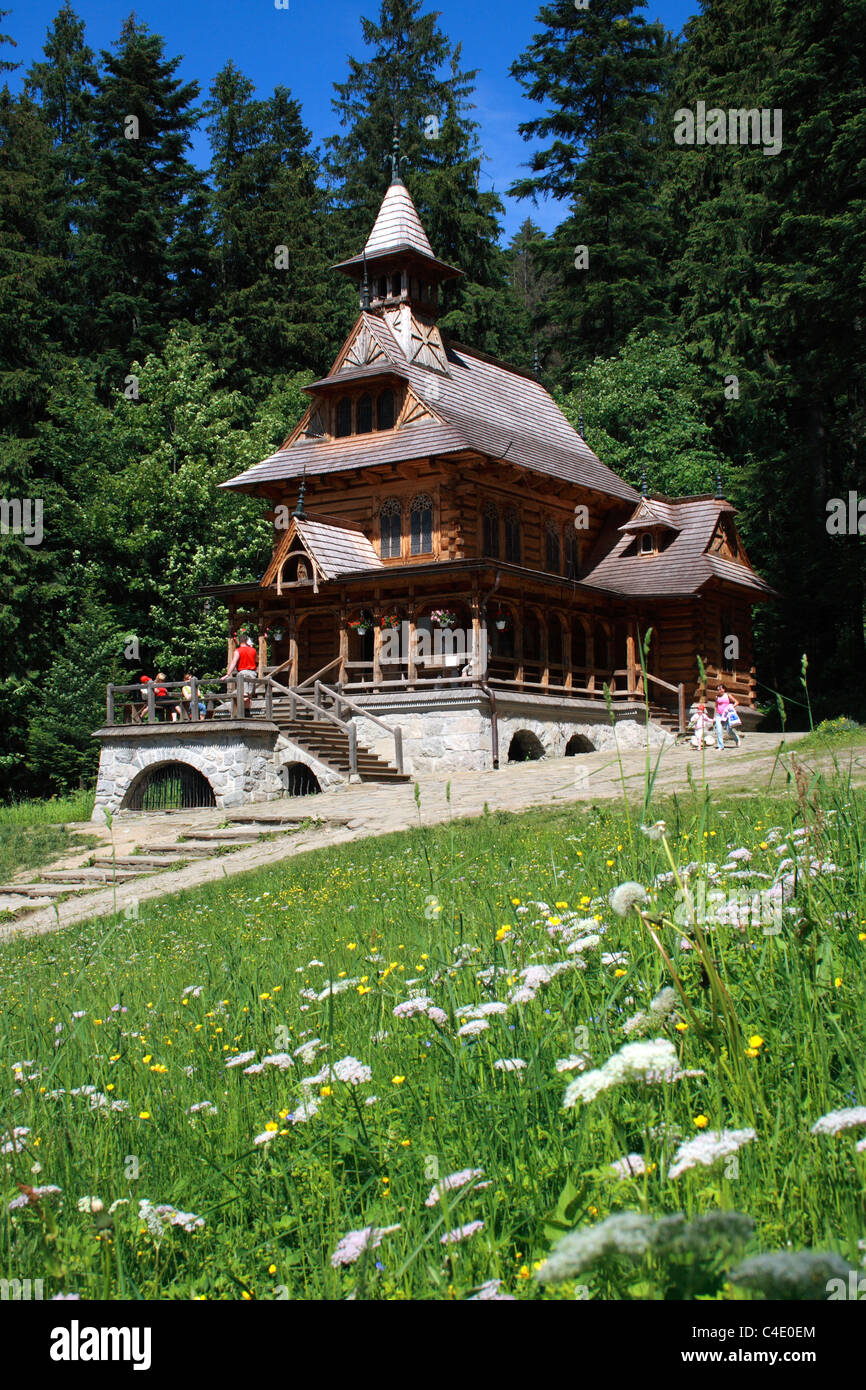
2,730 -> 856,944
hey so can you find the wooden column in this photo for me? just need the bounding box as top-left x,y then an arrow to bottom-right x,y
541,614 -> 549,688
515,600 -> 524,685
339,609 -> 349,685
563,625 -> 573,691
288,616 -> 298,687
257,628 -> 267,678
626,624 -> 638,696
407,606 -> 417,689
586,621 -> 596,693
372,608 -> 382,688
471,592 -> 484,679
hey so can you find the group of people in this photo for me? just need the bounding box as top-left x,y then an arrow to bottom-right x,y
687,683 -> 742,750
135,638 -> 260,722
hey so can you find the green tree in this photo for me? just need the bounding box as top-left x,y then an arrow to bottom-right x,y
326,0 -> 509,349
558,331 -> 730,496
76,14 -> 210,391
204,62 -> 345,392
510,0 -> 674,369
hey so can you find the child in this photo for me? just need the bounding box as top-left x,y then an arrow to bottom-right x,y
688,700 -> 713,748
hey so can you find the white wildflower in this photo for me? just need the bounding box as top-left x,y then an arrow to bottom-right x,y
537,1212 -> 656,1281
188,1101 -> 217,1115
287,1096 -> 319,1124
555,1054 -> 589,1073
427,1007 -> 449,1027
457,1019 -> 489,1038
441,1221 -> 484,1244
316,978 -> 361,1001
225,1051 -> 256,1069
425,1168 -> 485,1207
457,1001 -> 508,1019
393,996 -> 433,1019
253,1130 -> 278,1145
563,1039 -> 681,1108
811,1107 -> 866,1136
293,1038 -> 324,1066
608,1154 -> 648,1179
470,1279 -> 516,1301
609,881 -> 647,917
332,1056 -> 372,1085
567,934 -> 601,955
77,1196 -> 104,1214
494,1058 -> 527,1072
668,1128 -> 757,1179
330,1224 -> 400,1268
640,821 -> 667,841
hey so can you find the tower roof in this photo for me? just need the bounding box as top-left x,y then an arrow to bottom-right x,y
364,180 -> 434,259
332,179 -> 462,283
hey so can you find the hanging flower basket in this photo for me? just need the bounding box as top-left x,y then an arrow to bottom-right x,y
488,604 -> 511,633
349,610 -> 374,635
380,613 -> 401,630
269,626 -> 284,643
430,608 -> 457,629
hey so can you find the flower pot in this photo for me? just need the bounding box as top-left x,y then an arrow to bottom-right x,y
356,624 -> 370,635
495,619 -> 506,631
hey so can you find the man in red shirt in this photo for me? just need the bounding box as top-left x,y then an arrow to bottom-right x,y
223,636 -> 258,716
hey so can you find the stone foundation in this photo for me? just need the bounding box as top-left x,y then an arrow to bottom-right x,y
351,690 -> 672,776
91,722 -> 343,819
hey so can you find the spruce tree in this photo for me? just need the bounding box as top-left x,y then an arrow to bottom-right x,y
510,0 -> 674,370
326,0 -> 510,352
77,14 -> 209,392
204,62 -> 345,392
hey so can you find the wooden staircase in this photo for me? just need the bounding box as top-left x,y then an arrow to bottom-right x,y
263,674 -> 409,784
647,701 -> 681,735
271,706 -> 408,782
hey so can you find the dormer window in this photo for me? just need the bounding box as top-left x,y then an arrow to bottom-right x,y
640,531 -> 656,555
357,394 -> 373,434
377,389 -> 395,430
335,397 -> 352,438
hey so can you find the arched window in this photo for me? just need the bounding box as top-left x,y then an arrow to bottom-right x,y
357,394 -> 373,434
640,531 -> 655,555
548,616 -> 563,667
335,397 -> 352,438
410,494 -> 433,555
377,389 -> 395,431
380,498 -> 402,559
504,508 -> 521,564
572,619 -> 588,671
545,518 -> 561,573
483,502 -> 499,557
564,532 -> 579,579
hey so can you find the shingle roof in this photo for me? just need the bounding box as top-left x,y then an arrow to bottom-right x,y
222,312 -> 638,504
261,514 -> 383,586
582,497 -> 774,598
364,181 -> 434,259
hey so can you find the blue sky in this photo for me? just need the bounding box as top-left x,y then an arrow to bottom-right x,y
5,0 -> 700,241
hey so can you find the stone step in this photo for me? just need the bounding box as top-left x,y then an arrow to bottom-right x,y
91,854 -> 182,869
0,895 -> 53,914
0,882 -> 92,897
40,867 -> 143,883
177,828 -> 265,843
145,838 -> 253,853
126,844 -> 216,859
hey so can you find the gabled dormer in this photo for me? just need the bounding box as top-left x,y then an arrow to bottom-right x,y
618,498 -> 680,556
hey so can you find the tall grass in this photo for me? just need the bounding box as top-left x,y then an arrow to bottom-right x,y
1,745 -> 864,1299
0,790 -> 95,828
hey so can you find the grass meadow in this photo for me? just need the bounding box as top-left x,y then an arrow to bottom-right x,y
0,790 -> 98,884
2,743 -> 866,1301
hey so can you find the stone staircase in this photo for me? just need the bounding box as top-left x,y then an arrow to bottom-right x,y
0,812 -> 307,920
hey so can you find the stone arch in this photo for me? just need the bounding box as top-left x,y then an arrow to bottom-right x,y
565,733 -> 595,755
507,729 -> 546,763
280,762 -> 321,797
121,759 -> 216,811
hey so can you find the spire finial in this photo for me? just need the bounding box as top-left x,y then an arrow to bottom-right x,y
640,464 -> 648,497
361,251 -> 371,311
715,468 -> 724,500
389,125 -> 405,186
293,466 -> 307,520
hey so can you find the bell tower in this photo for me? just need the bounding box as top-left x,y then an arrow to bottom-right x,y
332,130 -> 462,371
